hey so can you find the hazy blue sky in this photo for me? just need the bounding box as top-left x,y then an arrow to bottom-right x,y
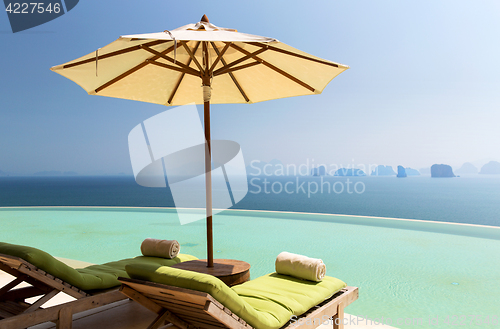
1,0 -> 499,175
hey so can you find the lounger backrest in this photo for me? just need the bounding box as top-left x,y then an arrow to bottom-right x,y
126,263 -> 286,328
0,242 -> 199,291
0,242 -> 88,289
120,277 -> 253,329
0,252 -> 90,299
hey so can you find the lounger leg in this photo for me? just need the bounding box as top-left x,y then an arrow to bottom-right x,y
56,307 -> 73,329
148,309 -> 189,329
0,275 -> 27,297
24,289 -> 59,313
121,285 -> 190,329
332,302 -> 344,329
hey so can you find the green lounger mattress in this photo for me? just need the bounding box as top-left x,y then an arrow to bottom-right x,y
126,263 -> 347,329
0,242 -> 197,291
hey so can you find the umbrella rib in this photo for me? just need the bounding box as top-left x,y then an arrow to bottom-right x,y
247,42 -> 340,68
140,45 -> 201,76
61,40 -> 169,69
230,44 -> 316,93
94,44 -> 177,94
147,60 -> 199,76
212,46 -> 267,76
213,61 -> 261,76
167,41 -> 201,105
180,41 -> 204,75
208,42 -> 231,75
210,42 -> 250,103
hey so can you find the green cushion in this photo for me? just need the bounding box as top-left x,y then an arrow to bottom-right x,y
233,273 -> 346,327
125,264 -> 346,329
0,242 -> 197,291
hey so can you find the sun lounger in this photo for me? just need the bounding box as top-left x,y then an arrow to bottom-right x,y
119,264 -> 359,329
0,242 -> 197,329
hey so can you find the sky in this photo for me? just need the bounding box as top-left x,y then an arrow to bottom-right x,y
1,0 -> 499,175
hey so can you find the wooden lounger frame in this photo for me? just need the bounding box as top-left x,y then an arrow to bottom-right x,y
119,277 -> 359,329
0,253 -> 127,329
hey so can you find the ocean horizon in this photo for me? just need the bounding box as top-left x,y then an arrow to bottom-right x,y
1,175 -> 499,227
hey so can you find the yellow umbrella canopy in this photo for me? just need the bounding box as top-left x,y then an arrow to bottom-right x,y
51,15 -> 348,105
52,15 -> 349,267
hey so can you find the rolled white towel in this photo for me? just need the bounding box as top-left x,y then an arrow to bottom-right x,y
141,238 -> 180,259
275,251 -> 326,282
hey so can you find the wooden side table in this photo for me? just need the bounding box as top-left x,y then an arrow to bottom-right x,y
171,259 -> 250,287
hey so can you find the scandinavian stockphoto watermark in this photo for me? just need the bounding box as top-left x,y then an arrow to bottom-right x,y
3,0 -> 79,33
248,159 -> 374,197
249,176 -> 366,197
290,314 -> 499,327
128,104 -> 248,225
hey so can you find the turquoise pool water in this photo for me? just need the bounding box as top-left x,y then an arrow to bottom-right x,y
1,207 -> 499,328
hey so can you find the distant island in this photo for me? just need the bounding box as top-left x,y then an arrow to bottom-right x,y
479,161 -> 500,175
431,164 -> 455,177
371,165 -> 396,176
371,165 -> 419,177
4,159 -> 499,178
456,162 -> 478,175
405,168 -> 420,176
334,168 -> 366,176
397,166 -> 407,178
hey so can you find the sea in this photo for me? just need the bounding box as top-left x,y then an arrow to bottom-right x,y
1,174 -> 499,227
2,175 -> 500,328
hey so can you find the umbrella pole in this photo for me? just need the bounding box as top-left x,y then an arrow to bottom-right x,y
203,41 -> 214,268
204,98 -> 213,268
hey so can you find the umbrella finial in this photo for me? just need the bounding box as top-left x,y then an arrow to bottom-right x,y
201,14 -> 209,23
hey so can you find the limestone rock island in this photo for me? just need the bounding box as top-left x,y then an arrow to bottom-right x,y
431,164 -> 455,177
479,161 -> 500,175
397,166 -> 407,178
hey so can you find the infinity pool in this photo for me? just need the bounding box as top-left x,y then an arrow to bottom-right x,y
1,207 -> 499,328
